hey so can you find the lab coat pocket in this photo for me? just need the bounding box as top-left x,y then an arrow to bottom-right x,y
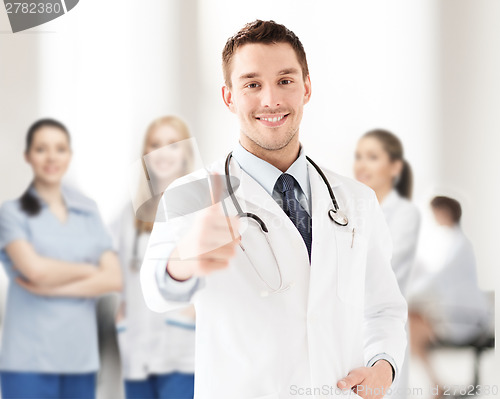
336,230 -> 367,306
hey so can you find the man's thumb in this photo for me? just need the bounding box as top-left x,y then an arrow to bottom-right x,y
337,372 -> 361,390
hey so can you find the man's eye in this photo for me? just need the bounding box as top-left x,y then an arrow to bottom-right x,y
279,80 -> 292,85
246,83 -> 260,89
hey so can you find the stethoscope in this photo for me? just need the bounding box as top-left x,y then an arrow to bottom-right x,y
223,152 -> 349,296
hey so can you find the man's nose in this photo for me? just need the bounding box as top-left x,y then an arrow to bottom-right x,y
260,85 -> 281,108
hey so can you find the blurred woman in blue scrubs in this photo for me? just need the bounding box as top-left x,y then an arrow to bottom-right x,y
0,119 -> 122,399
112,116 -> 195,399
354,129 -> 420,399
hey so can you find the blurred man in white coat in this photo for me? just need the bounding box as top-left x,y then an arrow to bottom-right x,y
141,20 -> 407,399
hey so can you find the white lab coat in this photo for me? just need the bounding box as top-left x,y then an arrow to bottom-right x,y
141,158 -> 407,399
111,206 -> 195,380
381,190 -> 420,297
380,190 -> 420,399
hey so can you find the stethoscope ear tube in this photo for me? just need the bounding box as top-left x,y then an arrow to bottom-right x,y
305,156 -> 339,211
224,152 -> 242,215
225,152 -> 269,232
305,155 -> 349,226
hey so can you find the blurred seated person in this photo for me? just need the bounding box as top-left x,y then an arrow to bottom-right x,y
407,196 -> 492,394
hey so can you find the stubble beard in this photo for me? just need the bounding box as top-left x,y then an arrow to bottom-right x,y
241,123 -> 299,152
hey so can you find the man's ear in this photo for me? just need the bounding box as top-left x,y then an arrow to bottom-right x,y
303,75 -> 312,105
222,85 -> 236,113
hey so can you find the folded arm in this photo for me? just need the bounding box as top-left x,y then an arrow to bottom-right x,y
5,239 -> 98,287
17,250 -> 122,297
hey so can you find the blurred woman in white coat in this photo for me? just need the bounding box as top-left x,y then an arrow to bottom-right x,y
354,129 -> 420,399
112,116 -> 196,399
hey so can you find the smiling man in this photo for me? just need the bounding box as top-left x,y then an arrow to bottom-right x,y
141,20 -> 407,399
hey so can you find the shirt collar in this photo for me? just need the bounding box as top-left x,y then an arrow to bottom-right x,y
231,141 -> 310,200
28,184 -> 95,214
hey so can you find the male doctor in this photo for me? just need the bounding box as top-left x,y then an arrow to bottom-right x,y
141,20 -> 407,399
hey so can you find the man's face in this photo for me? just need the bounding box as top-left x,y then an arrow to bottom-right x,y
222,42 -> 311,151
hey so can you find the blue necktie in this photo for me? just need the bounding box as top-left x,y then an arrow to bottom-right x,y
275,173 -> 312,262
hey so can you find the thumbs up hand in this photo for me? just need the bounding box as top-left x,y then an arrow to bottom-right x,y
166,172 -> 240,281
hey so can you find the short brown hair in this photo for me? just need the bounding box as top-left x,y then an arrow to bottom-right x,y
222,20 -> 309,87
431,196 -> 462,223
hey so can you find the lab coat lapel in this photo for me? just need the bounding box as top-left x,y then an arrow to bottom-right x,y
307,162 -> 344,310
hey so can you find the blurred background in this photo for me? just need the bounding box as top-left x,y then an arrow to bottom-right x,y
0,0 -> 498,397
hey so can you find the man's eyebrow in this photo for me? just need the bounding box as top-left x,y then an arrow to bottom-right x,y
238,68 -> 300,81
239,72 -> 259,80
278,68 -> 300,76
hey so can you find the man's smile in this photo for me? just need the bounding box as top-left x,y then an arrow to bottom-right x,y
255,113 -> 290,127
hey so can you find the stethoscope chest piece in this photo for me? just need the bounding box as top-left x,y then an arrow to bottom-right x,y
329,208 -> 349,226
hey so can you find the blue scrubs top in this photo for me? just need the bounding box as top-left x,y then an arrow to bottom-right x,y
0,185 -> 113,373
